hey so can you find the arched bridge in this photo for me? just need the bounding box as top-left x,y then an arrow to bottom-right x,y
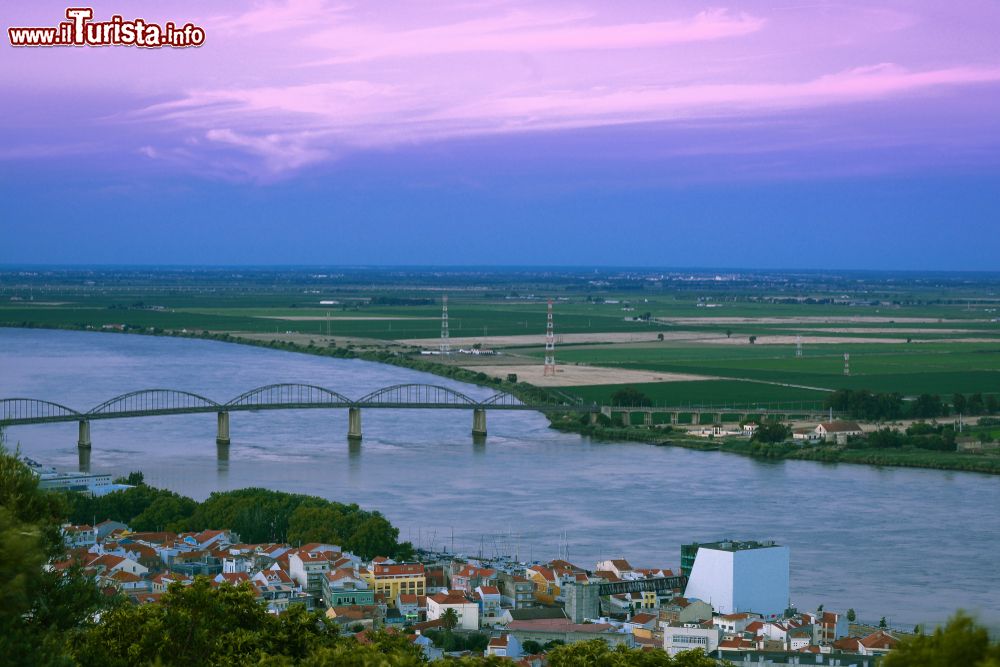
0,383 -> 586,446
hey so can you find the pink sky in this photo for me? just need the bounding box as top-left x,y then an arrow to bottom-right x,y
3,0 -> 1000,179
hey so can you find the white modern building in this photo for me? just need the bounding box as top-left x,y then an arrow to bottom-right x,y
683,540 -> 789,619
662,623 -> 721,656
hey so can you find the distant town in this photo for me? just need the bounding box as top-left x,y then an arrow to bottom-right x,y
56,492 -> 901,665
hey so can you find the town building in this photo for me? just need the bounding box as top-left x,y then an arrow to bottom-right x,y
683,540 -> 790,619
371,562 -> 426,607
662,622 -> 721,656
426,590 -> 480,630
816,421 -> 864,443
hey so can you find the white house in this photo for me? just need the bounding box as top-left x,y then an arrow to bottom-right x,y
816,421 -> 864,443
715,612 -> 760,635
427,590 -> 480,630
486,633 -> 523,658
662,623 -> 721,656
594,559 -> 634,579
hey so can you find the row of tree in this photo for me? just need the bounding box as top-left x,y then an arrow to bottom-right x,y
826,388 -> 1000,421
65,479 -> 414,560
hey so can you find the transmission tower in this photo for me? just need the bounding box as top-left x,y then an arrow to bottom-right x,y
544,299 -> 556,376
843,352 -> 850,376
440,295 -> 450,355
796,335 -> 802,358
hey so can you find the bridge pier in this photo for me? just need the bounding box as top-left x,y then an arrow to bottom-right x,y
670,412 -> 678,425
78,445 -> 91,473
216,411 -> 231,446
643,411 -> 653,427
589,412 -> 599,426
348,407 -> 362,441
77,420 -> 91,448
472,408 -> 487,437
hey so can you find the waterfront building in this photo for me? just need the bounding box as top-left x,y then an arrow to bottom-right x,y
682,540 -> 790,619
816,421 -> 864,443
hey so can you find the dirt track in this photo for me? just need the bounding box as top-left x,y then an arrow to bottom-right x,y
460,364 -> 711,387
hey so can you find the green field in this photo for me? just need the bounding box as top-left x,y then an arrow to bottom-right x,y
3,269 -> 1000,409
561,380 -> 828,407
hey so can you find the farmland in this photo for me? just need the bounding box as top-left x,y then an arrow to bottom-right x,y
2,267 -> 999,410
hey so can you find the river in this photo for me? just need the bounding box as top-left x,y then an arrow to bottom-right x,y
1,327 -> 997,629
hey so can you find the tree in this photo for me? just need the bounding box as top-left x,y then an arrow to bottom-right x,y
547,639 -> 716,666
522,640 -> 543,654
657,333 -> 664,341
71,578 -> 349,666
953,393 -> 967,414
748,335 -> 757,344
441,608 -> 459,632
0,443 -> 107,666
911,394 -> 945,419
725,329 -> 732,338
753,421 -> 790,444
881,612 -> 1000,667
610,386 -> 653,407
847,608 -> 856,622
880,616 -> 888,629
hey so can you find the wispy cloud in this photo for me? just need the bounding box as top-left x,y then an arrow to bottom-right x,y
3,0 -> 1000,180
304,8 -> 765,63
130,62 -> 1000,176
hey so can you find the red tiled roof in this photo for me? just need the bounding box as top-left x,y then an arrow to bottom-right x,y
430,591 -> 472,605
860,631 -> 899,649
374,563 -> 425,577
508,619 -> 615,634
819,421 -> 863,432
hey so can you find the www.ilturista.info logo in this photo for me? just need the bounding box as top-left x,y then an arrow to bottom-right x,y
8,8 -> 205,48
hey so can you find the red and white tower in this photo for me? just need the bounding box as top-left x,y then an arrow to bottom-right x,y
440,295 -> 450,355
543,299 -> 556,376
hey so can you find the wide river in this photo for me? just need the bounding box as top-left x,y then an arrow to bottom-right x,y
2,328 -> 997,629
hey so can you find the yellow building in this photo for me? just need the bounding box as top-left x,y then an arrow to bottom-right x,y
371,562 -> 425,606
526,561 -> 588,606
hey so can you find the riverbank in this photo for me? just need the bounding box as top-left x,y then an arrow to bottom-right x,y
5,323 -> 999,476
553,419 -> 1000,475
0,322 -> 559,405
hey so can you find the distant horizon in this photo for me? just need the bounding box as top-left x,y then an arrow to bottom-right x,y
3,263 -> 1000,277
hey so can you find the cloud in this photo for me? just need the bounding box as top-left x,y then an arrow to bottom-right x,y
204,128 -> 332,175
130,62 -> 1000,176
305,8 -> 765,63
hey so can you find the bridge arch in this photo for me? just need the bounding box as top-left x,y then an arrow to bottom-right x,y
480,392 -> 525,407
87,389 -> 220,416
357,383 -> 477,406
1,398 -> 82,423
226,383 -> 352,408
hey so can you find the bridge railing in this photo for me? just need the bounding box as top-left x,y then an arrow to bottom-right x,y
226,383 -> 352,408
356,383 -> 478,406
87,389 -> 220,416
1,398 -> 81,423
